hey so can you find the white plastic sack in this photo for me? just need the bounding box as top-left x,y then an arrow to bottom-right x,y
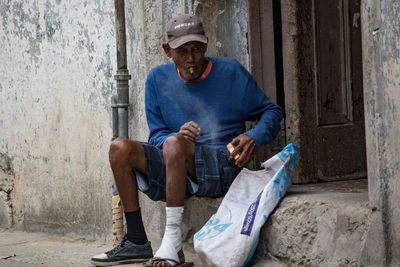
194,143 -> 298,267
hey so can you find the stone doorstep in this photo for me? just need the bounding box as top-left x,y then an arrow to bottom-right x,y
252,179 -> 370,266
183,179 -> 370,266
0,179 -> 370,267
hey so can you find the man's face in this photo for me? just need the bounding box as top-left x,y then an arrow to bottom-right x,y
164,41 -> 207,81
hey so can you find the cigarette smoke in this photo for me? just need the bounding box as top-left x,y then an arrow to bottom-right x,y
162,75 -> 222,144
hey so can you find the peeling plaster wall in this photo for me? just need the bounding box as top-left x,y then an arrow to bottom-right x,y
361,0 -> 400,265
0,153 -> 15,228
0,0 -> 116,240
0,0 -> 249,241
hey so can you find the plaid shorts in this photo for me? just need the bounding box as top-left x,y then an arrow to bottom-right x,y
133,142 -> 241,202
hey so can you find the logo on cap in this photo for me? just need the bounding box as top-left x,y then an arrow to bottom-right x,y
174,22 -> 195,30
166,14 -> 207,49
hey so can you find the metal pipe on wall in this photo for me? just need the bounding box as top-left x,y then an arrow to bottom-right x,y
111,0 -> 130,246
111,95 -> 119,140
114,0 -> 131,139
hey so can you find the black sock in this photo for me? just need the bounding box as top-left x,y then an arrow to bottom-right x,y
124,209 -> 148,245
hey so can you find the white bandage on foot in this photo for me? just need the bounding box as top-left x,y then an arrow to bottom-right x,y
154,206 -> 184,264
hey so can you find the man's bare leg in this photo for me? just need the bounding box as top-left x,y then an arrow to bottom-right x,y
109,137 -> 147,211
109,137 -> 152,246
144,135 -> 196,267
91,138 -> 153,266
164,135 -> 196,207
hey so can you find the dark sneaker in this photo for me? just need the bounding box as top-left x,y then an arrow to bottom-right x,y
91,235 -> 153,266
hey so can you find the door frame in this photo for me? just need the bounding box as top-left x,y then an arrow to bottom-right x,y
248,0 -> 286,168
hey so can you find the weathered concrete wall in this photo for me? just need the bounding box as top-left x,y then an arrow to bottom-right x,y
0,153 -> 15,228
0,0 -> 117,240
0,0 -> 249,242
361,0 -> 400,265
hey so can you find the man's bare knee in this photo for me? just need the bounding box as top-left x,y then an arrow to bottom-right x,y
163,135 -> 195,175
109,138 -> 145,172
109,138 -> 130,164
162,135 -> 188,159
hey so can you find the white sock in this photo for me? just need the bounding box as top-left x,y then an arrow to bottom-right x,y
154,206 -> 184,263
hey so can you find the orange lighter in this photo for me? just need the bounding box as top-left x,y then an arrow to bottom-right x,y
226,142 -> 240,160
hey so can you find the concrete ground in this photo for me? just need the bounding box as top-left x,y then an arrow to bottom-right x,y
0,230 -> 117,267
0,179 -> 369,267
0,230 -> 198,267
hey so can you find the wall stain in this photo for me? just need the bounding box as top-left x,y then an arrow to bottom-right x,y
0,153 -> 15,228
0,1 -> 62,65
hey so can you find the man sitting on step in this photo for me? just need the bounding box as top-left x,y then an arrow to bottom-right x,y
91,14 -> 283,267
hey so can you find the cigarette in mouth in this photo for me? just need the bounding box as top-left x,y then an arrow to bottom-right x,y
189,67 -> 195,76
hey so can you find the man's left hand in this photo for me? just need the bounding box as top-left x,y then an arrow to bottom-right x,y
230,134 -> 256,167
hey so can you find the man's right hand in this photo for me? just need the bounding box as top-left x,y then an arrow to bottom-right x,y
178,121 -> 201,142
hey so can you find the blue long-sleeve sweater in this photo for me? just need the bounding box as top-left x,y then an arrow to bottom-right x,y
145,57 -> 283,149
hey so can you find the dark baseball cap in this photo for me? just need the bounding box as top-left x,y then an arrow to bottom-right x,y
166,14 -> 207,49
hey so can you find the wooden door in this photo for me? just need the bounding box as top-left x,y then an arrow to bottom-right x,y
305,0 -> 366,181
248,0 -> 366,181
